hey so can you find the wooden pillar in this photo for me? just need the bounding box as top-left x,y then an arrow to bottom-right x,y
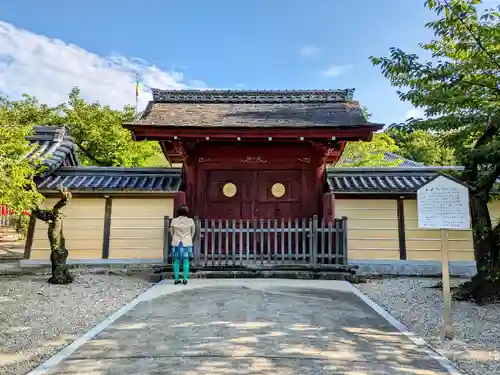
163,216 -> 172,264
101,197 -> 113,259
184,155 -> 198,216
396,197 -> 407,260
23,214 -> 37,259
173,192 -> 187,215
322,193 -> 335,221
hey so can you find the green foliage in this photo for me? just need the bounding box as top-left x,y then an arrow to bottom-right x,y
370,0 -> 500,192
144,153 -> 169,167
370,0 -> 500,281
340,133 -> 401,167
60,88 -> 161,167
13,214 -> 30,236
385,125 -> 456,165
361,106 -> 371,120
0,88 -> 164,212
348,105 -> 455,166
0,94 -> 53,213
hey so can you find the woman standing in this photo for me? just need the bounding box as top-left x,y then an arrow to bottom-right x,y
169,205 -> 196,284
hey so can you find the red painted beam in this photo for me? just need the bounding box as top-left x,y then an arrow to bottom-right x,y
124,125 -> 381,142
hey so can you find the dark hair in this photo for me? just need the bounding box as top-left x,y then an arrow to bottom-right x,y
176,205 -> 190,217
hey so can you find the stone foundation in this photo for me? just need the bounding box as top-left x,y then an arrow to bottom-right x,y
350,260 -> 476,278
21,259 -> 478,278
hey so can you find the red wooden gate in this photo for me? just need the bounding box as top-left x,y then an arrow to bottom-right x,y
201,169 -> 304,257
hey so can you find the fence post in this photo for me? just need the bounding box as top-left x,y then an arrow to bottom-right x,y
163,216 -> 171,265
194,216 -> 201,267
312,215 -> 318,266
341,216 -> 348,265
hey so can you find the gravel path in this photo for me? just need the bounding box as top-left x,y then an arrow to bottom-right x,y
0,270 -> 152,375
356,277 -> 500,375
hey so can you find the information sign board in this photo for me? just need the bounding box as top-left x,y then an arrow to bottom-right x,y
417,175 -> 470,230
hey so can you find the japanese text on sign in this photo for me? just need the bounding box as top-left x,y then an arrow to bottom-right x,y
417,176 -> 470,230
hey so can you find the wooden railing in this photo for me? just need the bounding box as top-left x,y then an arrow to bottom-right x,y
163,215 -> 348,268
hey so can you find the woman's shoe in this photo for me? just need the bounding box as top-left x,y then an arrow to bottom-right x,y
183,280 -> 188,285
174,280 -> 181,285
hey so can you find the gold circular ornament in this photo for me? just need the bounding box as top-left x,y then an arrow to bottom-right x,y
222,182 -> 237,198
271,183 -> 286,198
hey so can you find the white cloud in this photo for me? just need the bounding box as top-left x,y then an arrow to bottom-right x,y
0,21 -> 206,111
321,65 -> 351,78
405,108 -> 425,119
299,45 -> 321,57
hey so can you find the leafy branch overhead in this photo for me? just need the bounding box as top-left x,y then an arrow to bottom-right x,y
61,88 -> 162,167
370,0 -> 500,188
0,88 -> 165,214
340,133 -> 401,167
370,0 -> 500,302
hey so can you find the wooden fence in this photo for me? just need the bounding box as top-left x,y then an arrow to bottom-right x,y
163,216 -> 348,268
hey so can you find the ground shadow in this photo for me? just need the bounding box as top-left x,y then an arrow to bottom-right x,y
42,285 -> 459,375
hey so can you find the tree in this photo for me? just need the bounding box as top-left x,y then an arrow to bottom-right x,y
58,88 -> 162,167
340,132 -> 402,167
0,94 -> 60,215
0,89 -> 166,223
339,106 -> 403,167
385,125 -> 456,166
371,0 -> 500,302
32,187 -> 73,284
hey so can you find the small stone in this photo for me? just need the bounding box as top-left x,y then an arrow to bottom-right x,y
0,273 -> 152,375
356,277 -> 500,375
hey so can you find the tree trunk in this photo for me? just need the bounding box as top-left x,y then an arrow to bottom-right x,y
32,188 -> 74,285
471,194 -> 499,275
47,219 -> 73,285
455,193 -> 500,303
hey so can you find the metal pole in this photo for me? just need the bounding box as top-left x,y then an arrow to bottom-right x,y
135,93 -> 138,117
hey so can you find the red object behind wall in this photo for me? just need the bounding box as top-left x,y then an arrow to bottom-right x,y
1,205 -> 31,217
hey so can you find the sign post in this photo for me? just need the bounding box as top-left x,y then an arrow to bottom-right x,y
417,175 -> 470,340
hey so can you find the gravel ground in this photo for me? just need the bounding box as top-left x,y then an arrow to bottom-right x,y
0,270 -> 152,375
356,277 -> 500,375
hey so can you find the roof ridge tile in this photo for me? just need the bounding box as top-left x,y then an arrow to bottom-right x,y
151,88 -> 355,103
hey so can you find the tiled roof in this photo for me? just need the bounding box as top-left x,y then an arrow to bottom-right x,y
36,167 -> 182,193
336,152 -> 424,168
326,167 -> 463,194
25,126 -> 79,175
131,89 -> 383,129
383,152 -> 425,168
151,89 -> 355,103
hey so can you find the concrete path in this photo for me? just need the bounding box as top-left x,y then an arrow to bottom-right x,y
36,279 -> 460,375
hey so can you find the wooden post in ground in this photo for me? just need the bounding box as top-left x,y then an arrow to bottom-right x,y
440,228 -> 453,340
417,174 -> 471,342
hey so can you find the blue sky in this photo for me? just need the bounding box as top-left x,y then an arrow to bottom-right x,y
0,0 -> 494,125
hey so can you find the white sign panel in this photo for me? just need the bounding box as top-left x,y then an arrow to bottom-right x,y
417,175 -> 470,230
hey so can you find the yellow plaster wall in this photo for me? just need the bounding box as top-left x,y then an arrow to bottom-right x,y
403,199 -> 473,261
490,199 -> 500,223
404,199 -> 500,262
336,198 -> 500,262
109,198 -> 174,259
335,199 -> 400,260
31,198 -> 105,260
